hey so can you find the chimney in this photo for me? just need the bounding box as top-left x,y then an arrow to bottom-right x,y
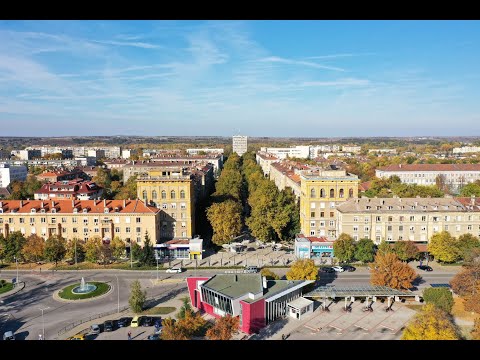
41,201 -> 44,208
20,200 -> 23,208
262,276 -> 267,289
72,200 -> 75,207
123,199 -> 126,208
104,199 -> 106,207
399,164 -> 402,168
52,201 -> 55,208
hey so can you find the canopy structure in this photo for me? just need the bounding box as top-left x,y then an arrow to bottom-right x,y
304,285 -> 415,299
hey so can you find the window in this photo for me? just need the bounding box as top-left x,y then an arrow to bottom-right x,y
376,226 -> 381,233
468,215 -> 472,221
171,213 -> 176,219
330,189 -> 335,198
83,218 -> 88,225
310,188 -> 316,198
365,218 -> 369,223
162,203 -> 167,209
349,188 -> 354,198
72,218 -> 77,223
376,216 -> 381,222
30,218 -> 35,224
152,190 -> 157,200
388,216 -> 393,222
31,208 -> 36,213
310,230 -> 315,236
330,212 -> 334,218
73,228 -> 77,233
399,235 -> 403,240
410,226 -> 415,232
180,190 -> 186,199
320,189 -> 325,198
320,221 -> 325,227
181,222 -> 186,228
421,216 -> 426,221
94,228 -> 99,233
51,218 -> 56,224
19,218 -> 25,224
137,237 -> 141,243
126,227 -> 131,233
399,216 -> 404,221
104,228 -> 110,233
399,225 -> 403,231
115,217 -> 120,224
41,218 -> 46,223
62,217 -> 67,223
310,221 -> 316,227
353,235 -> 358,241
161,190 -> 166,199
136,217 -> 141,223
410,216 -> 415,221
376,235 -> 381,242
115,227 -> 120,233
320,212 -> 325,218
181,213 -> 186,219
330,202 -> 335,208
8,218 -> 13,224
433,216 -> 439,222
171,203 -> 177,209
182,231 -> 187,237
364,226 -> 370,232
339,188 -> 344,198
329,220 -> 334,226
125,217 -> 131,223
83,228 -> 89,233
142,190 -> 147,200
444,225 -> 449,231
456,216 -> 462,221
181,203 -> 186,210
310,211 -> 315,218
421,226 -> 427,232
136,227 -> 141,233
170,190 -> 176,199
94,218 -> 99,224
468,225 -> 472,231
353,216 -> 359,222
387,225 -> 392,231
320,202 -> 325,209
353,226 -> 358,232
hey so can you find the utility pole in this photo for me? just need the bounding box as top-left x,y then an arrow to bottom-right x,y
156,258 -> 159,281
14,256 -> 19,285
39,307 -> 49,340
74,238 -> 77,266
130,243 -> 133,269
115,275 -> 120,313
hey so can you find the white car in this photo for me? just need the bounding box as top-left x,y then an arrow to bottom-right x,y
332,266 -> 345,272
166,267 -> 183,273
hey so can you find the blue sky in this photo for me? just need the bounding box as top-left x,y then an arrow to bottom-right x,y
0,20 -> 479,137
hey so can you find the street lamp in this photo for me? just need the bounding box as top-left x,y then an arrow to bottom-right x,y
39,307 -> 49,340
13,256 -> 19,285
114,275 -> 120,313
74,238 -> 77,266
156,257 -> 159,281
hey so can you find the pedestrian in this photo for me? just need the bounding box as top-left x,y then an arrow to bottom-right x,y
281,334 -> 286,340
128,331 -> 132,340
38,334 -> 43,340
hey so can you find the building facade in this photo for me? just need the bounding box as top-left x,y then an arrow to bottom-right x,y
186,148 -> 224,155
0,163 -> 28,188
269,161 -> 306,199
232,135 -> 248,156
300,169 -> 360,240
34,179 -> 103,200
154,238 -> 203,260
294,234 -> 335,259
452,146 -> 480,154
259,146 -> 310,159
0,199 -> 160,244
375,164 -> 480,192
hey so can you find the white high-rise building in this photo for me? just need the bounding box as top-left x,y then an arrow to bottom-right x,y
0,163 -> 28,188
232,135 -> 248,156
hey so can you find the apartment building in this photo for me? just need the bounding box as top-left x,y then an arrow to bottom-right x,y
232,135 -> 248,156
0,199 -> 160,244
255,152 -> 279,176
186,148 -> 224,155
34,179 -> 103,200
336,197 -> 480,244
300,168 -> 360,240
37,169 -> 87,183
0,163 -> 28,188
259,146 -> 310,159
368,148 -> 397,154
269,161 -> 309,199
0,149 -> 11,160
16,149 -> 42,160
375,163 -> 480,192
452,146 -> 480,154
342,145 -> 362,153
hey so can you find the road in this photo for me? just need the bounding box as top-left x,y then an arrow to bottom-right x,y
0,266 -> 458,340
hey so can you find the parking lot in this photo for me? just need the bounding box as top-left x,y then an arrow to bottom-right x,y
76,316 -> 163,340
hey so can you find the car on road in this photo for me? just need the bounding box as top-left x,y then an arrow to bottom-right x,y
332,266 -> 345,272
130,316 -> 140,328
2,331 -> 15,340
320,267 -> 335,273
67,333 -> 85,340
166,266 -> 183,273
341,265 -> 356,272
143,316 -> 153,327
243,266 -> 259,274
147,333 -> 160,340
90,324 -> 101,335
417,265 -> 433,272
117,317 -> 131,328
103,320 -> 114,332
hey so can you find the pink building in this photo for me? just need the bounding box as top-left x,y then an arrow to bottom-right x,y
186,274 -> 312,334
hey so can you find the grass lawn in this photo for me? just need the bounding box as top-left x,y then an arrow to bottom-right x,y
58,281 -> 110,300
0,281 -> 14,294
141,307 -> 176,315
404,304 -> 424,311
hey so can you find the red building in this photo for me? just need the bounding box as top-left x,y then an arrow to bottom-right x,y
186,274 -> 312,334
34,179 -> 103,200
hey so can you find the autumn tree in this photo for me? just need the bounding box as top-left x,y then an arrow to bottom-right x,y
129,280 -> 146,314
393,241 -> 420,262
21,234 -> 45,263
286,259 -> 318,283
354,238 -> 376,263
471,318 -> 480,340
450,262 -> 480,314
114,175 -> 137,200
456,234 -> 480,259
176,310 -> 209,338
99,242 -> 112,265
401,304 -> 460,340
422,287 -> 454,313
206,315 -> 240,340
43,235 -> 67,267
428,231 -> 461,263
333,233 -> 356,263
84,237 -> 101,263
65,238 -> 85,263
111,236 -> 126,259
376,239 -> 393,255
206,200 -> 242,246
1,231 -> 26,262
160,318 -> 189,340
370,252 -> 418,290
260,268 -> 280,280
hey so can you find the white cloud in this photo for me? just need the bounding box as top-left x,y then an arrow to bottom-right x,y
256,56 -> 345,72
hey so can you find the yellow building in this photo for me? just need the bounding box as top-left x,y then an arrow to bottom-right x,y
300,169 -> 359,240
136,169 -> 195,240
0,199 -> 160,246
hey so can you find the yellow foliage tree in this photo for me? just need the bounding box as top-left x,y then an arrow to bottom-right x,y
402,304 -> 460,340
286,259 -> 318,282
370,252 -> 417,290
471,318 -> 480,340
206,200 -> 242,246
21,234 -> 45,263
206,315 -> 239,340
260,268 -> 280,280
428,231 -> 461,263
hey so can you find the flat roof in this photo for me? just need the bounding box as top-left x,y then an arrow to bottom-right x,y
288,297 -> 313,310
304,285 -> 414,298
202,274 -> 263,299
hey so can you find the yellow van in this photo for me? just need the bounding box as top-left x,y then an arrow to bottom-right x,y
130,316 -> 140,328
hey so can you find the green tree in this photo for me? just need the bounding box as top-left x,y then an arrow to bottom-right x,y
401,304 -> 460,340
428,231 -> 461,263
21,234 -> 45,263
111,236 -> 126,259
43,235 -> 67,267
129,280 -> 146,314
131,241 -> 142,262
99,242 -> 112,265
422,288 -> 454,313
206,200 -> 243,246
177,296 -> 193,320
456,234 -> 480,260
65,238 -> 85,263
370,252 -> 418,290
93,167 -> 111,194
376,239 -> 393,255
333,233 -> 356,263
84,237 -> 101,263
260,268 -> 280,280
354,238 -> 376,263
459,183 -> 480,197
393,241 -> 420,262
1,231 -> 26,262
286,259 -> 318,282
139,232 -> 156,266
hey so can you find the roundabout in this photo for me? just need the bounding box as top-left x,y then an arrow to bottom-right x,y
55,278 -> 112,302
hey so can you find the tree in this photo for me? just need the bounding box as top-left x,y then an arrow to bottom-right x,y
99,242 -> 112,265
260,268 -> 280,280
111,236 -> 126,259
177,310 -> 209,338
177,297 -> 193,320
428,231 -> 461,263
129,280 -> 146,314
131,241 -> 142,262
333,233 -> 356,263
286,259 -> 318,282
93,167 -> 111,194
471,318 -> 480,340
376,239 -> 393,255
21,234 -> 45,263
393,241 -> 420,262
422,287 -> 454,313
206,200 -> 243,246
84,237 -> 101,263
354,238 -> 376,263
460,183 -> 480,197
43,235 -> 67,267
65,238 -> 85,263
160,318 -> 189,340
401,304 -> 460,340
206,315 -> 240,340
1,231 -> 26,262
450,266 -> 480,314
114,175 -> 138,200
370,252 -> 418,290
457,234 -> 480,260
139,232 -> 156,266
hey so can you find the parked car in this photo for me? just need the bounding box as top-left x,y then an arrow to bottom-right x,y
341,265 -> 356,272
417,265 -> 433,272
154,318 -> 163,328
117,317 -> 131,328
103,320 -> 114,332
2,331 -> 15,340
332,266 -> 345,272
320,267 -> 335,273
130,316 -> 140,328
243,266 -> 259,274
67,333 -> 85,340
90,324 -> 101,335
143,316 -> 153,327
166,267 -> 183,273
147,333 -> 160,340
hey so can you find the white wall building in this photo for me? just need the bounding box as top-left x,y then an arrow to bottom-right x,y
0,163 -> 28,187
342,146 -> 362,153
453,146 -> 480,154
260,146 -> 310,159
368,148 -> 397,154
233,136 -> 248,156
186,148 -> 224,155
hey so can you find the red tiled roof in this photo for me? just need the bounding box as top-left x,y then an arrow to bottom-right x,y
297,234 -> 331,243
0,199 -> 159,214
166,239 -> 190,244
377,164 -> 480,172
257,152 -> 278,161
359,181 -> 372,191
454,197 -> 480,211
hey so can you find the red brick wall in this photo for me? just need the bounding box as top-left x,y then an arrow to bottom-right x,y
240,298 -> 266,334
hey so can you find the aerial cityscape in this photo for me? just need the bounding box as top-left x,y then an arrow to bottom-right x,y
1,20 -> 480,342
